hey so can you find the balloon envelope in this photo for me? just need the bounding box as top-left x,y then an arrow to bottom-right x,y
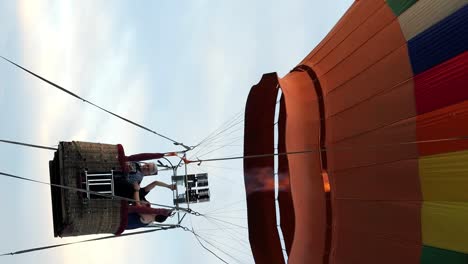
243,0 -> 468,263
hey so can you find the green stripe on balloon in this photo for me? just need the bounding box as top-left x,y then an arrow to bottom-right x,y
386,0 -> 417,16
421,246 -> 468,264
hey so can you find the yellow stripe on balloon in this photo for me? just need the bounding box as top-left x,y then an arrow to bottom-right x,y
422,201 -> 468,254
419,150 -> 468,201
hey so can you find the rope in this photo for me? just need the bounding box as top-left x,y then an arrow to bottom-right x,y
190,231 -> 253,257
193,110 -> 244,150
196,134 -> 245,159
0,139 -> 57,151
0,171 -> 179,210
194,149 -> 316,163
0,226 -> 177,256
194,100 -> 281,152
190,135 -> 468,164
0,56 -> 188,149
199,215 -> 251,250
202,215 -> 248,230
189,229 -> 230,264
189,213 -> 251,264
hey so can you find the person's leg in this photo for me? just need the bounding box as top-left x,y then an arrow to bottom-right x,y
114,179 -> 135,199
143,180 -> 176,192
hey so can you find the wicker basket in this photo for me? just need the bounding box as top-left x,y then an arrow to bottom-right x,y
50,141 -> 124,237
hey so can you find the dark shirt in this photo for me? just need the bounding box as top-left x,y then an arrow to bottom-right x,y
139,188 -> 149,202
114,177 -> 150,204
126,213 -> 149,230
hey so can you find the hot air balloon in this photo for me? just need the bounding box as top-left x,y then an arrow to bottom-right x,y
244,0 -> 468,263
0,0 -> 466,262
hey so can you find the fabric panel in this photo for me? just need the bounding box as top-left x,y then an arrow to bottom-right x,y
312,3 -> 395,80
332,159 -> 420,201
331,201 -> 421,264
421,246 -> 468,264
279,71 -> 326,264
399,0 -> 467,41
318,19 -> 406,96
386,0 -> 418,16
295,65 -> 332,262
302,0 -> 385,67
328,79 -> 416,144
329,116 -> 418,172
282,1 -> 468,263
277,95 -> 295,255
419,150 -> 468,202
325,45 -> 413,118
329,109 -> 421,263
408,5 -> 468,75
422,202 -> 468,253
243,73 -> 285,264
416,100 -> 468,156
299,2 -> 352,66
414,52 -> 468,115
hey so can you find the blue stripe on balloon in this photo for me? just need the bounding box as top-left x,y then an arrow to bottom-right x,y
408,4 -> 468,75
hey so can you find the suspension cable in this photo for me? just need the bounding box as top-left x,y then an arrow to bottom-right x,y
180,225 -> 231,264
193,149 -> 315,163
0,226 -> 177,256
0,56 -> 190,149
0,171 -> 193,212
190,135 -> 468,164
195,112 -> 244,150
0,139 -> 57,151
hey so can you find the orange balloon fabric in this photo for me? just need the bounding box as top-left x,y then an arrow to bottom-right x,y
243,1 -> 467,263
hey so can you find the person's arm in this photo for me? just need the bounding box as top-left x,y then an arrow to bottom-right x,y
133,182 -> 141,206
128,206 -> 173,216
126,153 -> 164,162
143,180 -> 176,192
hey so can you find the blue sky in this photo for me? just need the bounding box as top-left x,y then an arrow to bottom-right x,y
0,1 -> 352,263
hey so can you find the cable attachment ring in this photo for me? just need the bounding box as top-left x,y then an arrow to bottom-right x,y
177,225 -> 190,232
184,208 -> 202,216
173,142 -> 193,151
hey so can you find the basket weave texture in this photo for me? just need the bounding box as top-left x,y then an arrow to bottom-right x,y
59,141 -> 123,236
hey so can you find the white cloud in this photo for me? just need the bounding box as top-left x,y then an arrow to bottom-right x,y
14,1 -> 152,263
